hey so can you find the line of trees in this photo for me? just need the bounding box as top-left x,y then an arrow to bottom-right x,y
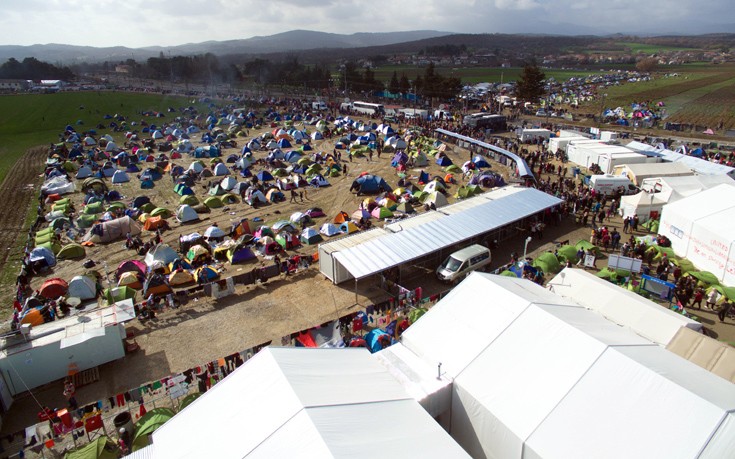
0,57 -> 74,80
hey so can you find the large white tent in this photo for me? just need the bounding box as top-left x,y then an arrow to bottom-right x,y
381,273 -> 735,459
147,347 -> 469,459
659,183 -> 735,286
620,175 -> 735,219
548,268 -> 702,345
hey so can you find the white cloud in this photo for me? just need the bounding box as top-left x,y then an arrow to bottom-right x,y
0,0 -> 731,48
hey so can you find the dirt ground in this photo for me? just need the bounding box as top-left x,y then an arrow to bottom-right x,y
3,115 -> 735,456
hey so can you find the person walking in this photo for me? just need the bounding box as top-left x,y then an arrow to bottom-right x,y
706,288 -> 719,311
718,300 -> 733,323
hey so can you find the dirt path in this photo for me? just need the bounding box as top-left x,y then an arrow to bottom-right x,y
0,146 -> 47,313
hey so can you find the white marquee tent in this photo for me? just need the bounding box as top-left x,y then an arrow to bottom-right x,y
382,273 -> 735,459
659,183 -> 735,286
147,348 -> 469,459
548,268 -> 702,345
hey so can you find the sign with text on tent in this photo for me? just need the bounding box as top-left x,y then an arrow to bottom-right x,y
608,254 -> 643,274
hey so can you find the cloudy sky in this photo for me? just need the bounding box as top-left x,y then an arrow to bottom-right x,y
1,0 -> 732,48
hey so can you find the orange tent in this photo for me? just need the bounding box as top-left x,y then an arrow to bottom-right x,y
333,211 -> 350,224
21,309 -> 44,326
144,216 -> 167,231
39,278 -> 68,299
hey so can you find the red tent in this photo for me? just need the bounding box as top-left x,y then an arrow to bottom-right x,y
39,278 -> 68,299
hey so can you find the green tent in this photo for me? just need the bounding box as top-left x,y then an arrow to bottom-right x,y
36,227 -> 56,237
575,240 -> 602,257
204,196 -> 223,209
688,271 -> 720,286
396,202 -> 415,214
408,308 -> 427,324
104,286 -> 137,305
106,202 -> 126,212
150,207 -> 171,218
35,232 -> 57,245
58,243 -> 86,260
297,157 -> 313,166
671,258 -> 696,273
131,408 -> 175,452
139,202 -> 156,214
76,214 -> 96,229
64,436 -> 117,459
52,203 -> 71,214
37,241 -> 61,255
556,244 -> 579,262
85,201 -> 104,215
500,270 -> 519,278
52,217 -> 72,230
533,252 -> 561,274
642,219 -> 660,233
329,168 -> 341,177
444,164 -> 461,174
178,393 -> 202,412
179,195 -> 199,206
272,168 -> 288,177
373,207 -> 393,219
597,267 -> 631,283
647,245 -> 676,262
222,194 -> 238,204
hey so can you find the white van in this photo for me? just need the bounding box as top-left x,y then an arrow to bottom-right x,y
588,174 -> 638,195
312,101 -> 327,111
436,244 -> 492,283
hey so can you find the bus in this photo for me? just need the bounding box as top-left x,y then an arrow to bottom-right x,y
462,113 -> 508,131
351,101 -> 385,116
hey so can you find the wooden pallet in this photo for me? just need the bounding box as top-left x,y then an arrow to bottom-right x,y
71,367 -> 99,388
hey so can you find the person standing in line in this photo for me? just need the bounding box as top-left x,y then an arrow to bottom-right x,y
718,300 -> 733,323
64,378 -> 78,410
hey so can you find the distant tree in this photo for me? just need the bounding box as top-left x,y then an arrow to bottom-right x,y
399,73 -> 410,94
635,57 -> 658,72
388,71 -> 400,94
515,62 -> 546,103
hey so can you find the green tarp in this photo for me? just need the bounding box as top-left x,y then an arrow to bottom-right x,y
533,252 -> 561,274
178,393 -> 202,412
688,271 -> 720,286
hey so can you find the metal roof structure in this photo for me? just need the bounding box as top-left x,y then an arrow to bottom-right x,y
434,128 -> 535,179
323,187 -> 561,282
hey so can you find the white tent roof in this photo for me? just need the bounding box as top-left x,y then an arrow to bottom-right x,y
548,268 -> 701,345
328,187 -> 562,281
151,348 -> 469,459
626,140 -> 735,176
394,273 -> 735,459
659,183 -> 735,285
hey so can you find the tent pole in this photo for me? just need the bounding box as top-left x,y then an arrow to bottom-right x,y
355,278 -> 358,306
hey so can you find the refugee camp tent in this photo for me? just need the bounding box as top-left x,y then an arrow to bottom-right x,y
39,278 -> 68,299
143,216 -> 167,232
658,184 -> 735,285
67,275 -> 97,300
227,245 -> 256,264
57,243 -> 85,260
131,408 -> 176,452
385,273 -> 735,459
143,274 -> 173,297
221,176 -> 237,191
194,266 -> 219,283
75,166 -> 93,179
145,244 -> 179,269
208,184 -> 227,196
174,183 -> 194,196
64,436 -> 117,459
84,216 -> 141,243
424,191 -> 448,208
103,286 -> 136,305
168,269 -> 194,286
204,196 -> 224,209
117,260 -> 147,279
29,246 -> 56,268
179,195 -> 198,206
350,174 -> 392,194
148,348 -> 470,459
276,231 -> 301,250
204,226 -> 226,240
213,163 -> 230,176
320,223 -> 341,237
118,271 -> 142,289
340,221 -> 360,234
300,227 -> 323,245
111,170 -> 129,184
176,204 -> 199,223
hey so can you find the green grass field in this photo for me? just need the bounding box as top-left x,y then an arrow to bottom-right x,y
0,92 -> 209,186
616,42 -> 697,53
